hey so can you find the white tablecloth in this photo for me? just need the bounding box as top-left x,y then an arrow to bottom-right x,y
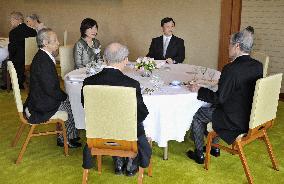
0,38 -> 9,66
64,63 -> 220,147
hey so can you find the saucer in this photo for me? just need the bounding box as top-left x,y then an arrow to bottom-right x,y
170,80 -> 181,86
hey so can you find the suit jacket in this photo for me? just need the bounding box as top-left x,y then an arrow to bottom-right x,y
81,68 -> 149,137
8,23 -> 37,65
146,35 -> 185,63
197,55 -> 263,144
24,49 -> 67,123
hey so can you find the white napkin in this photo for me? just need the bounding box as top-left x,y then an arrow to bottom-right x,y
155,60 -> 166,69
68,73 -> 87,82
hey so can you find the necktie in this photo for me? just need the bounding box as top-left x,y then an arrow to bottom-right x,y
163,37 -> 170,57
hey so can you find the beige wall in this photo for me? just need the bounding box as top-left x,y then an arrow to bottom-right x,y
0,0 -> 221,69
241,0 -> 284,93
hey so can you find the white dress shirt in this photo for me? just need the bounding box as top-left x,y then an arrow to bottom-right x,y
163,35 -> 172,57
40,48 -> 56,65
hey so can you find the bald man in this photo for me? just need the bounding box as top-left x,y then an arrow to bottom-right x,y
81,43 -> 151,176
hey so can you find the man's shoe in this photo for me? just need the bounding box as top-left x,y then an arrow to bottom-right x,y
125,169 -> 138,177
186,150 -> 205,164
57,138 -> 82,148
125,157 -> 138,176
114,166 -> 124,175
113,157 -> 125,175
203,146 -> 220,157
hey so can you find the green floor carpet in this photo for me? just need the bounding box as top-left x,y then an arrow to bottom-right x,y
0,90 -> 283,184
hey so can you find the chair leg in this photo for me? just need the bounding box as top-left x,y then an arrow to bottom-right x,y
61,122 -> 69,156
138,166 -> 144,184
163,146 -> 168,160
262,130 -> 279,171
236,141 -> 254,184
97,155 -> 102,174
148,158 -> 153,177
11,123 -> 26,147
16,125 -> 35,164
148,139 -> 153,177
82,169 -> 89,184
204,131 -> 214,170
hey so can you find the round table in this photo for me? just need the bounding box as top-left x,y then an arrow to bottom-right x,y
64,63 -> 220,159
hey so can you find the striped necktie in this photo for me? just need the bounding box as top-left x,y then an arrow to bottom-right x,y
163,37 -> 170,57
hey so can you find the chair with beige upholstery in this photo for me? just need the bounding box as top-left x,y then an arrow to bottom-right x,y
63,30 -> 68,46
8,61 -> 69,164
204,73 -> 282,184
82,85 -> 152,184
25,37 -> 38,68
59,45 -> 74,78
24,37 -> 38,90
251,51 -> 269,77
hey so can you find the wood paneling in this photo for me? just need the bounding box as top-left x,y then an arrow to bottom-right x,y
218,0 -> 242,71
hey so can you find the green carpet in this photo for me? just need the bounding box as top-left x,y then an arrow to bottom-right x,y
0,90 -> 283,184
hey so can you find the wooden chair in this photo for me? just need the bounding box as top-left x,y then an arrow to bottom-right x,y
59,45 -> 74,79
251,51 -> 269,77
8,61 -> 69,164
82,85 -> 152,184
204,73 -> 283,184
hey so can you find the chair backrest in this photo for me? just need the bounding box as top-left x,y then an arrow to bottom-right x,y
83,85 -> 137,141
59,45 -> 75,78
7,61 -> 23,112
63,30 -> 67,46
249,73 -> 283,129
251,51 -> 269,77
25,37 -> 38,66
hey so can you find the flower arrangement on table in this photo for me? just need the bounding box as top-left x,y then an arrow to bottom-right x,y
135,57 -> 157,77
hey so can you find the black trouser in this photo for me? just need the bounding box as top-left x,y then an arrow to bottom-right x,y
1,59 -> 25,87
190,106 -> 219,152
1,59 -> 8,86
13,60 -> 25,87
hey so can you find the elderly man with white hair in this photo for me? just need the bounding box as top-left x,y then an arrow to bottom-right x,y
81,42 -> 151,176
24,28 -> 81,148
186,26 -> 263,164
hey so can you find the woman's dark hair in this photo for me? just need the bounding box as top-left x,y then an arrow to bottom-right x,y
161,17 -> 175,27
80,18 -> 98,38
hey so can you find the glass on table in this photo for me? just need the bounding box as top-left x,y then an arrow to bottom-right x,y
150,74 -> 164,92
190,66 -> 199,81
207,70 -> 216,81
199,66 -> 207,80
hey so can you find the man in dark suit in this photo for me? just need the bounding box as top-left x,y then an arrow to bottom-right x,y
146,17 -> 185,64
24,28 -> 81,148
81,43 -> 151,176
186,27 -> 263,164
1,12 -> 37,90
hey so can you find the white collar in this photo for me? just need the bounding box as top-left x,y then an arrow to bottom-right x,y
163,34 -> 172,41
105,65 -> 120,70
40,48 -> 56,65
232,53 -> 250,62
